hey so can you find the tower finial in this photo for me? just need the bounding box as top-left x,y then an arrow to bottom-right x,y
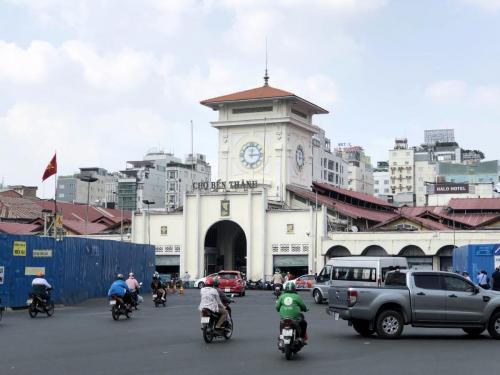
263,37 -> 269,86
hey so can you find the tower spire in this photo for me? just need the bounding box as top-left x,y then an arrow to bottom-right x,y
263,38 -> 269,86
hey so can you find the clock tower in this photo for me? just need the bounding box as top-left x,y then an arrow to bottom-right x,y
201,78 -> 328,202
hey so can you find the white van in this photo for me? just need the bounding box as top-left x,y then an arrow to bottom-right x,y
311,256 -> 408,304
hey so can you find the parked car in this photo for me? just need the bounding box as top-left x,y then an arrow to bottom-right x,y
194,273 -> 218,289
217,270 -> 246,296
312,256 -> 408,304
292,274 -> 316,290
328,269 -> 500,339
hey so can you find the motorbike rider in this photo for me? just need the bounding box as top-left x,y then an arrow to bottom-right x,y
31,271 -> 52,304
276,282 -> 308,341
126,272 -> 143,305
213,277 -> 230,310
198,276 -> 228,331
151,273 -> 166,301
108,274 -> 133,310
271,270 -> 284,291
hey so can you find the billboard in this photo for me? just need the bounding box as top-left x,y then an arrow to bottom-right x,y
435,183 -> 469,194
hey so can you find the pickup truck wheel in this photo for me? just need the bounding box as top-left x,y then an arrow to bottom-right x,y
352,320 -> 374,337
313,290 -> 323,304
462,328 -> 485,336
487,312 -> 500,339
376,310 -> 404,339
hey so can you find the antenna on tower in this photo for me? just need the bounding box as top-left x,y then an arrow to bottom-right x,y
264,38 -> 269,86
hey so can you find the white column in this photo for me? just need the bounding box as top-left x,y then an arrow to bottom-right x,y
180,192 -> 187,275
195,191 -> 202,278
261,188 -> 268,280
247,189 -> 252,280
309,205 -> 315,274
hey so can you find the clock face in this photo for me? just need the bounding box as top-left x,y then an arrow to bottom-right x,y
296,145 -> 305,169
240,142 -> 263,169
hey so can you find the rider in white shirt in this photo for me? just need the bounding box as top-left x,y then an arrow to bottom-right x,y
31,271 -> 52,302
198,277 -> 227,330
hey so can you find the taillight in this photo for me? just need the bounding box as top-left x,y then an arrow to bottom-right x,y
283,319 -> 293,327
348,290 -> 358,307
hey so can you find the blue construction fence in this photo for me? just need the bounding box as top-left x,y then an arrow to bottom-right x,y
452,243 -> 500,279
0,234 -> 155,308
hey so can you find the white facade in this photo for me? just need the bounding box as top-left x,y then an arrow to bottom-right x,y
336,146 -> 374,194
373,170 -> 390,199
414,153 -> 437,206
312,129 -> 348,188
389,139 -> 415,205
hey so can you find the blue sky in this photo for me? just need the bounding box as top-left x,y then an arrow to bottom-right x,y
1,0 -> 499,197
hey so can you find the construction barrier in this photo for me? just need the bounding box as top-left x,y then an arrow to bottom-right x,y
0,234 -> 155,308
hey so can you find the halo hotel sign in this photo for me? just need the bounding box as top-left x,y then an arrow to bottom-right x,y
435,183 -> 469,194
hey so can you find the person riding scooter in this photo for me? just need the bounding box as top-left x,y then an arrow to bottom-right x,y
31,271 -> 52,304
126,272 -> 143,307
276,282 -> 308,341
151,274 -> 166,301
198,277 -> 228,332
108,274 -> 133,311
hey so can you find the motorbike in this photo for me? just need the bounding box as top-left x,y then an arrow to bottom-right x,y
200,299 -> 234,343
273,283 -> 283,299
152,291 -> 166,307
278,317 -> 306,360
130,282 -> 143,310
27,289 -> 55,318
246,279 -> 259,290
109,295 -> 132,320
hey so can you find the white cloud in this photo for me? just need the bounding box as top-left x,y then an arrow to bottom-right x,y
459,0 -> 500,11
472,85 -> 500,106
425,80 -> 468,102
62,41 -> 161,91
0,40 -> 57,84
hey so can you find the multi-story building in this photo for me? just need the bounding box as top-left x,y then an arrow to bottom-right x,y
57,168 -> 117,206
414,149 -> 437,206
336,145 -> 374,194
424,129 -> 455,145
118,160 -> 166,211
389,138 -> 415,205
438,160 -> 499,184
312,129 -> 348,188
373,161 -> 391,201
165,153 -> 211,210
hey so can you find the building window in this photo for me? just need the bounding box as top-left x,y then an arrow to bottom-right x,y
328,173 -> 334,182
328,160 -> 334,170
160,226 -> 168,235
232,106 -> 273,114
375,180 -> 379,185
375,188 -> 379,193
168,182 -> 176,191
168,171 -> 177,179
291,108 -> 307,119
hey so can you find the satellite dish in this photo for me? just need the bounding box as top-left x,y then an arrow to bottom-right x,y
351,226 -> 359,232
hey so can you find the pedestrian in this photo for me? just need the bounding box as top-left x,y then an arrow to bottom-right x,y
491,267 -> 500,291
477,269 -> 490,289
462,271 -> 471,282
182,271 -> 191,289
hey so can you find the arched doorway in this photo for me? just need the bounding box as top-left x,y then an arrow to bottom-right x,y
362,245 -> 388,257
325,246 -> 351,261
204,220 -> 246,275
399,245 -> 431,270
436,245 -> 456,272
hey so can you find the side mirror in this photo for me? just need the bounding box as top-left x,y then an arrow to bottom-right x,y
139,282 -> 143,287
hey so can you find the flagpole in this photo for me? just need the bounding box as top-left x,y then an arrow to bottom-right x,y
54,152 -> 58,239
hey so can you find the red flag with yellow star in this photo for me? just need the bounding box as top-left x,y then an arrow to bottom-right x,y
42,153 -> 57,181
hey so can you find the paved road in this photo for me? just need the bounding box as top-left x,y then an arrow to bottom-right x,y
0,289 -> 499,375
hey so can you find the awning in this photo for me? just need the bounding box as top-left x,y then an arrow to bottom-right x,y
273,255 -> 308,267
155,255 -> 180,266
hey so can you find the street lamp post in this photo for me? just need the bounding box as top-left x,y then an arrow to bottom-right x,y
80,176 -> 98,236
142,199 -> 155,245
113,191 -> 124,241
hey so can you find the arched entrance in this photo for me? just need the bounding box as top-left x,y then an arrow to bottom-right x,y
399,245 -> 431,270
362,245 -> 388,257
204,220 -> 246,275
436,245 -> 456,272
325,245 -> 351,260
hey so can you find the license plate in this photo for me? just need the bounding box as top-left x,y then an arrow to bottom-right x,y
27,299 -> 33,305
334,312 -> 340,320
153,294 -> 157,298
282,329 -> 293,336
225,288 -> 230,293
201,317 -> 210,324
109,300 -> 116,305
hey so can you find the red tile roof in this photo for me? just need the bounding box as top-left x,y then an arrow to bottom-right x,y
201,85 -> 329,114
372,214 -> 450,231
448,198 -> 500,211
0,222 -> 41,234
288,185 -> 396,223
63,219 -> 108,235
312,181 -> 398,209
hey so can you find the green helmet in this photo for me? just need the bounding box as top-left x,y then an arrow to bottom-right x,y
284,282 -> 296,292
213,277 -> 220,287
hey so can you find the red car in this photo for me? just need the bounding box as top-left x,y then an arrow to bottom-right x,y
217,270 -> 246,296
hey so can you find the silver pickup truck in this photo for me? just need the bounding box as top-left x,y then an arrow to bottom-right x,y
328,270 -> 500,339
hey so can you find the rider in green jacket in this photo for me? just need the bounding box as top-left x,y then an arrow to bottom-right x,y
276,282 -> 308,339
